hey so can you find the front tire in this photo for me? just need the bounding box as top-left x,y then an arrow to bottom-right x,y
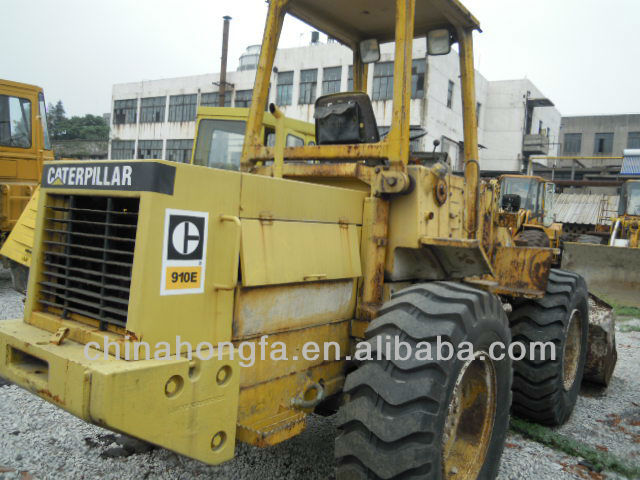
509,269 -> 589,426
335,282 -> 512,480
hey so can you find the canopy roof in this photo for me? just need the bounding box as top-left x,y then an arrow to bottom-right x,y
287,0 -> 480,48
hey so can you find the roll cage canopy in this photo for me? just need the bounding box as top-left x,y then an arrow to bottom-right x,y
287,0 -> 480,48
242,0 -> 482,237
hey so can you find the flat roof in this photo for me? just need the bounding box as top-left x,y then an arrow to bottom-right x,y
287,0 -> 480,48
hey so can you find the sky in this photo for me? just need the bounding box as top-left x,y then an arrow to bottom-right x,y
2,0 -> 639,117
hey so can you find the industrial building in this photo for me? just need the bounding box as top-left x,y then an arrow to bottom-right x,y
109,39 -> 560,172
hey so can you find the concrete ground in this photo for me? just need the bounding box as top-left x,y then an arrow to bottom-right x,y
0,266 -> 638,479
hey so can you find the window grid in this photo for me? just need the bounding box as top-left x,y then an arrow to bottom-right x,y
137,140 -> 163,159
235,90 -> 253,108
411,59 -> 426,99
276,71 -> 294,106
322,67 -> 342,95
139,96 -> 166,123
564,133 -> 582,154
299,69 -> 318,105
628,132 -> 640,149
111,140 -> 135,160
166,139 -> 193,163
372,62 -> 394,101
113,99 -> 137,125
446,80 -> 455,109
348,66 -> 354,91
168,94 -> 197,122
201,92 -> 231,108
594,133 -> 614,154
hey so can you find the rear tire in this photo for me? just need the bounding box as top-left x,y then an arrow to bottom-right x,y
576,234 -> 603,245
516,229 -> 550,248
335,282 -> 512,480
509,269 -> 589,426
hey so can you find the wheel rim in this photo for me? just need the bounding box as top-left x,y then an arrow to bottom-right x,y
442,352 -> 497,479
563,309 -> 582,391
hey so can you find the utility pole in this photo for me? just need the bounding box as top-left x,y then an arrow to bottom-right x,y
219,16 -> 232,107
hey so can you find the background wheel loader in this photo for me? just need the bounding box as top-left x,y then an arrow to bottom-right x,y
0,1 -> 616,479
562,179 -> 640,307
496,174 -> 562,250
0,79 -> 53,292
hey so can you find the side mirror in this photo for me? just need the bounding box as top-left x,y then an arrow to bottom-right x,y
359,39 -> 381,64
427,28 -> 453,56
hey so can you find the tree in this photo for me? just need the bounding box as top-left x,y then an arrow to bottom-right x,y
47,100 -> 66,138
46,101 -> 109,141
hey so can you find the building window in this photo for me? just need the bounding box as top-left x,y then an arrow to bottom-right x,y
111,140 -> 135,160
235,90 -> 253,108
476,102 -> 482,125
322,67 -> 342,95
628,132 -> 640,149
411,59 -> 426,99
166,139 -> 192,163
446,80 -> 455,109
594,132 -> 614,154
564,133 -> 582,153
137,140 -> 163,159
348,66 -> 354,91
299,69 -> 318,105
113,99 -> 137,125
139,96 -> 166,123
373,62 -> 394,101
201,92 -> 231,107
168,94 -> 197,122
276,71 -> 294,106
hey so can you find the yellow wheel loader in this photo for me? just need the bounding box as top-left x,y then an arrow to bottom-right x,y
0,80 -> 53,291
497,174 -> 562,250
0,1 -> 613,479
563,179 -> 640,307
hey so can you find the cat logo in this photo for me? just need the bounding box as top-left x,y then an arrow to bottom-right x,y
161,209 -> 209,295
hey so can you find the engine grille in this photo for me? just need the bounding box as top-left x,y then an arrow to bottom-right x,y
38,194 -> 139,330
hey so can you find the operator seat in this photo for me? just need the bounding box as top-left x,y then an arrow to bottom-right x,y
314,92 -> 380,145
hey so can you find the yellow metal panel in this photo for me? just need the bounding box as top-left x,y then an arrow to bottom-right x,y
239,172 -> 366,224
90,348 -> 239,465
233,280 -> 356,339
0,185 -> 39,266
237,360 -> 345,430
0,319 -> 94,419
126,164 -> 242,353
236,320 -> 350,388
0,319 -> 241,466
240,219 -> 361,286
492,246 -> 553,297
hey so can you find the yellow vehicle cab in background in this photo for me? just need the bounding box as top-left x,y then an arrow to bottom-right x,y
0,80 -> 53,290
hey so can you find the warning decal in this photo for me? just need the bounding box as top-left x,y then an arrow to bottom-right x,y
161,209 -> 208,295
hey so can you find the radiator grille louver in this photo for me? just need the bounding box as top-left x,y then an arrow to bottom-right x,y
38,195 -> 139,330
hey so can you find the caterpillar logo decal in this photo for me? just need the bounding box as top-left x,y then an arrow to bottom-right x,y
42,161 -> 176,195
161,209 -> 209,295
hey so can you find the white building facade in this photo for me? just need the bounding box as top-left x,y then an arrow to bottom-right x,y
109,40 -> 560,172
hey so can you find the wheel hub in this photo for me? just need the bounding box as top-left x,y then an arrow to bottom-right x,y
442,352 -> 497,479
563,309 -> 582,391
